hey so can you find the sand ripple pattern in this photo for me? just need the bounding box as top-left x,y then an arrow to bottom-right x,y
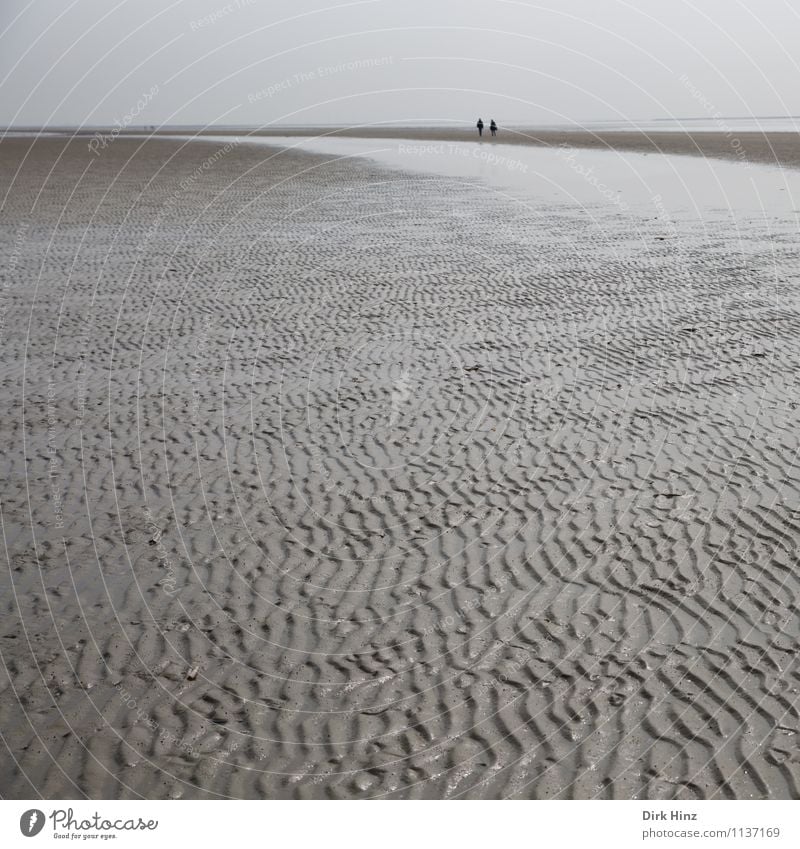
1,137 -> 799,799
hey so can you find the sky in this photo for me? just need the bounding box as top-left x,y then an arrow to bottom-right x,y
0,0 -> 798,127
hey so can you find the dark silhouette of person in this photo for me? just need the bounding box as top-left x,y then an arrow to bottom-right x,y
477,118 -> 484,137
490,119 -> 497,137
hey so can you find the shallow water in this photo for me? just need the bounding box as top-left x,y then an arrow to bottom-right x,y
188,133 -> 800,222
562,116 -> 800,134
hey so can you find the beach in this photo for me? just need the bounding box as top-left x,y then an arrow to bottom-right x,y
1,132 -> 799,799
225,125 -> 800,170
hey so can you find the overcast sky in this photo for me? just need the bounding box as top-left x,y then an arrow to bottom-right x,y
1,0 -> 798,127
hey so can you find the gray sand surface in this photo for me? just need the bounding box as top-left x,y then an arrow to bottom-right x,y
1,135 -> 799,799
206,125 -> 800,170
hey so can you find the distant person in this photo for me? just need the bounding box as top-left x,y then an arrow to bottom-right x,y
476,118 -> 484,137
490,119 -> 497,137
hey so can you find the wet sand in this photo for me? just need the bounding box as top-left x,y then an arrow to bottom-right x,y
204,125 -> 800,170
1,134 -> 799,799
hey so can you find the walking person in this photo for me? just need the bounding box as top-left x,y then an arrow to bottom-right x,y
476,118 -> 484,137
490,119 -> 497,137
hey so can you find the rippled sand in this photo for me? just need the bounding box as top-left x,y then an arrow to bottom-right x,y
1,135 -> 799,799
